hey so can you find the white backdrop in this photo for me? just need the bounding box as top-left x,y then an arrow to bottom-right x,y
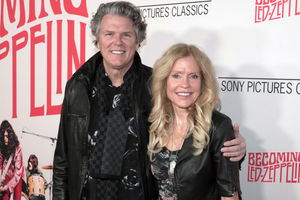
0,0 -> 299,199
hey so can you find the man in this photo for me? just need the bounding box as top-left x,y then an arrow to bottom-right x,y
0,120 -> 27,200
53,1 -> 246,200
26,154 -> 47,200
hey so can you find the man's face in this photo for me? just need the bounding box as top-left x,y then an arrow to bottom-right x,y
28,162 -> 33,170
4,131 -> 8,146
97,14 -> 138,72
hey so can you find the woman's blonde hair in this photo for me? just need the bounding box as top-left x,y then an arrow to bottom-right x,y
148,43 -> 221,160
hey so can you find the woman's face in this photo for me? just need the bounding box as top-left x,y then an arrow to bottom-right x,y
166,56 -> 201,112
4,131 -> 9,146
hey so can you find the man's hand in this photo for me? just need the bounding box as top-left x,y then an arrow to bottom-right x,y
0,185 -> 7,192
221,124 -> 246,162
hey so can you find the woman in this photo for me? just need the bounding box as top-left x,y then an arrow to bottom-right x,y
0,120 -> 27,200
148,43 -> 241,200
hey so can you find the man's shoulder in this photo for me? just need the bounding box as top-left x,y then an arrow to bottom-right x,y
70,52 -> 101,82
140,64 -> 152,77
66,52 -> 102,90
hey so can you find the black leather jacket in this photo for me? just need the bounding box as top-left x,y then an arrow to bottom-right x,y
173,111 -> 241,199
52,52 -> 156,200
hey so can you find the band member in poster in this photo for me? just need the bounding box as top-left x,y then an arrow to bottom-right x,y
26,154 -> 47,184
26,154 -> 47,200
0,120 -> 27,200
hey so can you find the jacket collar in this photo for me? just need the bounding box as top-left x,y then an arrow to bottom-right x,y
72,51 -> 143,86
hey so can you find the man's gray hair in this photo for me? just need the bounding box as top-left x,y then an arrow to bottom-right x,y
90,1 -> 147,46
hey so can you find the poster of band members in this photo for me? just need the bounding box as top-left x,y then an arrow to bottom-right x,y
0,0 -> 299,199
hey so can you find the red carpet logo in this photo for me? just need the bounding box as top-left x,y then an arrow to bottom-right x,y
248,152 -> 300,183
255,0 -> 300,23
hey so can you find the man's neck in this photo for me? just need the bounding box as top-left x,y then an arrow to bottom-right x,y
104,65 -> 131,87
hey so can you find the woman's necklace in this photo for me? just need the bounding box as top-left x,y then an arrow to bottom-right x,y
169,126 -> 189,175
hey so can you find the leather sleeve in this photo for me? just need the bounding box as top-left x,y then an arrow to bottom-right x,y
210,113 -> 241,197
53,81 -> 70,200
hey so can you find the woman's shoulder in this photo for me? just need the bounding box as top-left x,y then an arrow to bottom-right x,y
212,110 -> 232,125
210,110 -> 235,141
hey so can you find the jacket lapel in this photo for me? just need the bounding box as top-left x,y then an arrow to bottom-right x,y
176,135 -> 194,166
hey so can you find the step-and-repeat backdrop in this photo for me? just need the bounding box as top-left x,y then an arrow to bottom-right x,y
0,0 -> 299,199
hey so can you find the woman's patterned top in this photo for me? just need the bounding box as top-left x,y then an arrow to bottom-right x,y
151,146 -> 180,200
